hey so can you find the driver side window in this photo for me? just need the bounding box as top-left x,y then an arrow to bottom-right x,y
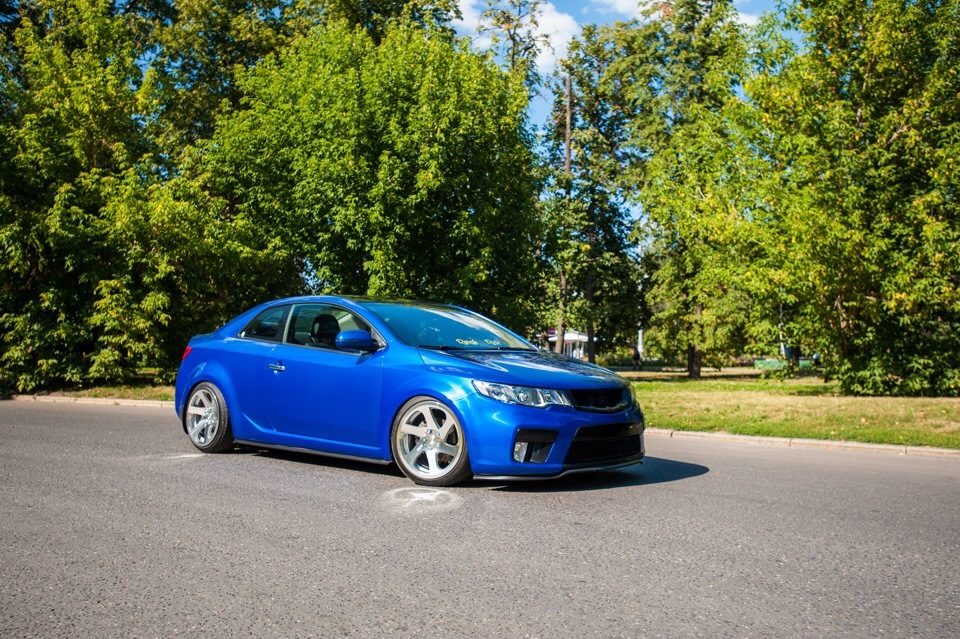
285,304 -> 371,349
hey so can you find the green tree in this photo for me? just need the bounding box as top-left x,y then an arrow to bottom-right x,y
0,0 -> 148,389
1,1 -> 21,38
542,25 -> 643,362
613,0 -> 759,376
751,0 -> 960,395
479,0 -> 550,89
145,0 -> 294,153
86,168 -> 301,381
0,1 -> 295,390
205,18 -> 541,329
319,0 -> 460,43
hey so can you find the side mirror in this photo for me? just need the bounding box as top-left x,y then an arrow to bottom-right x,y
335,330 -> 379,354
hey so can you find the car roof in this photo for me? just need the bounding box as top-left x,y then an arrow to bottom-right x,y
262,295 -> 459,311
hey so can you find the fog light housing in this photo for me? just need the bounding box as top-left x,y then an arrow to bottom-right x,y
513,442 -> 529,462
513,429 -> 558,463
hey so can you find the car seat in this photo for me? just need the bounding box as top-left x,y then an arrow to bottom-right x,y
310,313 -> 341,347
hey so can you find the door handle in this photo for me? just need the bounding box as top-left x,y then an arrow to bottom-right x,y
268,362 -> 286,372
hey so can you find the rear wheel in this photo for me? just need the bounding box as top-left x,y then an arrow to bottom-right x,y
183,382 -> 234,452
391,397 -> 471,486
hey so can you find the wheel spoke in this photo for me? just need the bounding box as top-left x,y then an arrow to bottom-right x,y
404,443 -> 425,468
186,405 -> 206,416
437,418 -> 456,440
436,441 -> 459,458
424,449 -> 442,474
399,422 -> 427,438
188,419 -> 205,438
420,407 -> 441,432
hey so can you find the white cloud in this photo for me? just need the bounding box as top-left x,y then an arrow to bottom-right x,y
737,12 -> 761,26
592,0 -> 642,17
536,3 -> 581,72
453,0 -> 484,32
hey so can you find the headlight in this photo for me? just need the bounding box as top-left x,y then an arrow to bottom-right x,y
473,380 -> 571,408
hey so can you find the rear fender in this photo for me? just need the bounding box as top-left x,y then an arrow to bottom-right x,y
176,360 -> 257,439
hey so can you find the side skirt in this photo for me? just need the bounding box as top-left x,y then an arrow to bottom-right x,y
233,439 -> 392,466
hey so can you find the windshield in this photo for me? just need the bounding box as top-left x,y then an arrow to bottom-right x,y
361,302 -> 533,351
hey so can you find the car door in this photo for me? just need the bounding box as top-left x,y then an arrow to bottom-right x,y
222,303 -> 289,438
264,303 -> 384,451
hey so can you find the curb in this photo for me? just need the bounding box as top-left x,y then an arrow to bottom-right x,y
10,394 -> 174,409
645,427 -> 960,460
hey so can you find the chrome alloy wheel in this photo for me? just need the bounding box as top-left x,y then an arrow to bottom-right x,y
185,386 -> 221,447
394,399 -> 465,481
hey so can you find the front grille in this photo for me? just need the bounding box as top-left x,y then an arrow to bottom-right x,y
569,387 -> 630,412
564,422 -> 642,465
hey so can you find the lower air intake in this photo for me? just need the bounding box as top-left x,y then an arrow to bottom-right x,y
564,422 -> 642,465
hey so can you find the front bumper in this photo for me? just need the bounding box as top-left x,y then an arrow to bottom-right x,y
451,391 -> 646,478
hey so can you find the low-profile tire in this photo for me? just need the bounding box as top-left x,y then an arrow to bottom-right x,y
391,396 -> 471,486
183,382 -> 234,453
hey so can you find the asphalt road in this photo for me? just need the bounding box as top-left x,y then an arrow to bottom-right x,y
1,402 -> 958,638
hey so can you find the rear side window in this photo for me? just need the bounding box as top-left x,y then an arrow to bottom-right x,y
240,305 -> 289,342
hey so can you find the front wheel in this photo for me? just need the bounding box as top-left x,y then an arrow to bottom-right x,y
183,382 -> 234,453
391,397 -> 471,486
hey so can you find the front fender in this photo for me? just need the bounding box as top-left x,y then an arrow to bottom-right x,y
378,367 -> 478,460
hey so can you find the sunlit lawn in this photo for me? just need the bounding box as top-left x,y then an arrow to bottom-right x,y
623,367 -> 960,449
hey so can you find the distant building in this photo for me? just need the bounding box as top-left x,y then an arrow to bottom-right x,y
548,330 -> 591,359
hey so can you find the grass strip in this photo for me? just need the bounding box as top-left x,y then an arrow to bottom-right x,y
34,385 -> 176,402
629,369 -> 960,449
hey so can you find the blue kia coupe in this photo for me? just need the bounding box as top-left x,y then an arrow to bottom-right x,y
174,296 -> 645,485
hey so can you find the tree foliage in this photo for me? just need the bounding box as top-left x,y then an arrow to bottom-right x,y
480,0 -> 550,89
0,1 -> 300,390
143,0 -> 297,154
0,0 -> 149,389
204,19 -> 541,328
751,0 -> 960,394
319,0 -> 460,43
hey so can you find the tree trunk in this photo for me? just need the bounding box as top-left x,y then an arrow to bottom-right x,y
687,344 -> 703,379
586,317 -> 596,363
564,74 -> 572,175
687,303 -> 703,378
585,272 -> 596,363
554,270 -> 567,354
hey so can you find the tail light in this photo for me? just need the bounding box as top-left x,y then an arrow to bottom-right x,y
181,346 -> 192,361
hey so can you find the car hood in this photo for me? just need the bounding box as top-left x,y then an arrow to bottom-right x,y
417,348 -> 626,390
